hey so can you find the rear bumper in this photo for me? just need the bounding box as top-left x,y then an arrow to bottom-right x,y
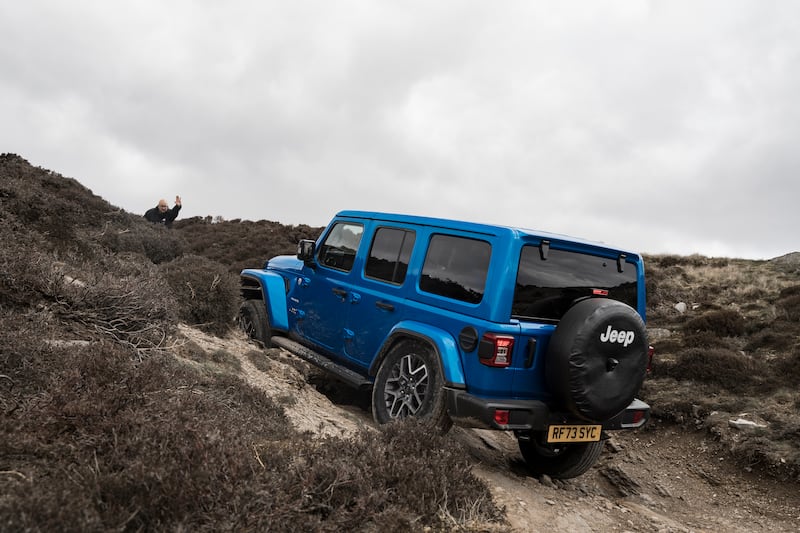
444,387 -> 650,432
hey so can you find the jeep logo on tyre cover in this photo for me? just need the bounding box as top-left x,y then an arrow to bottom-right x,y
599,324 -> 635,347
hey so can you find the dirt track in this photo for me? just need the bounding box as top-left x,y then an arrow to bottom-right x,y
460,423 -> 800,532
185,326 -> 800,532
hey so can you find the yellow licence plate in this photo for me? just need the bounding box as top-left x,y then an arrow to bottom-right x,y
547,424 -> 602,443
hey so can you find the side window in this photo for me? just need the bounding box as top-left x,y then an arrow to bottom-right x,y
317,222 -> 364,272
420,234 -> 491,304
365,227 -> 416,284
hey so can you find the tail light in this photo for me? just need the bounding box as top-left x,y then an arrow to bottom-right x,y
478,333 -> 515,368
494,409 -> 510,426
630,409 -> 647,425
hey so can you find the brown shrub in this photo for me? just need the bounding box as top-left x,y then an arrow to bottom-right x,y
772,350 -> 800,389
246,349 -> 272,372
0,322 -> 504,532
161,255 -> 240,336
778,285 -> 800,298
682,309 -> 746,337
101,221 -> 186,264
661,348 -> 763,392
0,338 -> 293,532
174,216 -> 322,273
0,153 -> 120,254
681,331 -> 733,349
50,257 -> 177,355
0,219 -> 56,307
744,327 -> 796,353
777,293 -> 800,321
1,221 -> 176,357
266,419 -> 504,531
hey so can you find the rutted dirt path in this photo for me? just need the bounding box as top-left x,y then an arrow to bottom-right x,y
183,326 -> 800,532
458,423 -> 800,532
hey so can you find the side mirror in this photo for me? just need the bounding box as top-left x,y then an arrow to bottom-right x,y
297,239 -> 316,264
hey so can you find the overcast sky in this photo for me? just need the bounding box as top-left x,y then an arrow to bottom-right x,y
1,1 -> 797,259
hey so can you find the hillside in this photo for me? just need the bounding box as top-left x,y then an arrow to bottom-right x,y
2,154 -> 799,531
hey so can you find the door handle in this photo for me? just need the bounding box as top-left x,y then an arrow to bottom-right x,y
332,288 -> 347,300
376,301 -> 395,312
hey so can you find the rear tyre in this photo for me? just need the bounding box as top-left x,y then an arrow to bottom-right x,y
372,340 -> 451,432
518,434 -> 604,479
238,299 -> 272,348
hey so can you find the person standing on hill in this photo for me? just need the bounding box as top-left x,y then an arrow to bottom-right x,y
144,196 -> 182,228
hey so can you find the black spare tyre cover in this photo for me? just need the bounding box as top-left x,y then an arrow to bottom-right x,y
546,298 -> 648,422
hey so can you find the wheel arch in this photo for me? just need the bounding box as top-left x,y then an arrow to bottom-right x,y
240,269 -> 290,331
368,321 -> 466,388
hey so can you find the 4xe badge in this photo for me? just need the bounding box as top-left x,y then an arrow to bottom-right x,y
599,324 -> 635,347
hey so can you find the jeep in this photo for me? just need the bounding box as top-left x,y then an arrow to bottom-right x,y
239,211 -> 651,478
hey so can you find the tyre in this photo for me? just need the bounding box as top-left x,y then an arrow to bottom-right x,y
546,298 -> 648,422
371,340 -> 451,432
518,434 -> 604,479
238,299 -> 272,348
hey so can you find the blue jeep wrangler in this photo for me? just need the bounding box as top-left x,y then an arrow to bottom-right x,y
239,211 -> 650,478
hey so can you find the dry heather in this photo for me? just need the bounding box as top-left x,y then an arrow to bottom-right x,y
644,254 -> 800,480
2,153 -> 799,530
0,154 -> 504,532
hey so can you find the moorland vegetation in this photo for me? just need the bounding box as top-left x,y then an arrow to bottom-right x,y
1,153 -> 798,531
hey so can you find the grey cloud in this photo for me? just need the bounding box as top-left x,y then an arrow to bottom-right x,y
0,1 -> 798,258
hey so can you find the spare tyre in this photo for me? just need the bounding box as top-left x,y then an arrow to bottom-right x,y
546,298 -> 648,422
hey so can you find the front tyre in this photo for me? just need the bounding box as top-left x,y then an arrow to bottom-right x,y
238,299 -> 272,348
371,340 -> 451,432
518,434 -> 604,479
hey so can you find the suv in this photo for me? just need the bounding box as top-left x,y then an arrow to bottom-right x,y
239,211 -> 650,478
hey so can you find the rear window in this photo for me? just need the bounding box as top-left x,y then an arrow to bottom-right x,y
512,245 -> 638,322
420,234 -> 491,304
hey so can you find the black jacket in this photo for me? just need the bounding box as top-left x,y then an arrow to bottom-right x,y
144,204 -> 181,228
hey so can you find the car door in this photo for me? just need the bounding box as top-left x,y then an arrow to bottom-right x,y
343,225 -> 416,365
294,221 -> 364,355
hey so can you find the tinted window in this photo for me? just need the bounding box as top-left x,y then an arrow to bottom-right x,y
365,227 -> 416,284
420,235 -> 491,304
512,245 -> 638,322
318,222 -> 363,272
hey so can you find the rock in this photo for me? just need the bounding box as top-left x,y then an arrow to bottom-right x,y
646,327 -> 672,341
63,274 -> 86,288
729,418 -> 767,430
44,339 -> 92,347
638,493 -> 657,507
601,465 -> 641,497
654,482 -> 673,498
539,474 -> 557,489
606,437 -> 624,453
674,302 -> 687,314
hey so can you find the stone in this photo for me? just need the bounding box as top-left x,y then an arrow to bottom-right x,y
729,418 -> 767,430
